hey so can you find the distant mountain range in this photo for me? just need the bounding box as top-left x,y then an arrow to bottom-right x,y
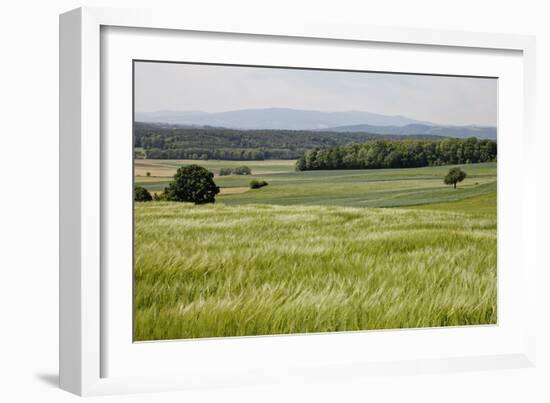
135,108 -> 432,129
135,108 -> 496,139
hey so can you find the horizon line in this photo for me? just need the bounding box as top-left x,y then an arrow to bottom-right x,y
134,107 -> 496,128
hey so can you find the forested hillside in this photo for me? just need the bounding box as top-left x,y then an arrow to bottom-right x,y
134,123 -> 447,160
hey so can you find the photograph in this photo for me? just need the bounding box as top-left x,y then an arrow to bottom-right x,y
132,61 -> 497,341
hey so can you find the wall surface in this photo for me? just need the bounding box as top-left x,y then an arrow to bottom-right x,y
0,0 -> 548,402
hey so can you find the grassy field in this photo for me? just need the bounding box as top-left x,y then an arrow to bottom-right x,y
134,159 -> 497,341
136,159 -> 496,210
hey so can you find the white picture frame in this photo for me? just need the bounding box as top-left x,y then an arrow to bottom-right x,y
59,6 -> 537,396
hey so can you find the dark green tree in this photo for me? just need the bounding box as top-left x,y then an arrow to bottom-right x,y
444,167 -> 467,188
134,185 -> 152,202
295,156 -> 306,171
165,165 -> 219,204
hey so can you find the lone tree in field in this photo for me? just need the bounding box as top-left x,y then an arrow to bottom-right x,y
134,185 -> 152,202
444,167 -> 467,189
165,164 -> 220,204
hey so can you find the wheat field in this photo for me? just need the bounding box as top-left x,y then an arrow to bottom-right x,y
134,201 -> 496,341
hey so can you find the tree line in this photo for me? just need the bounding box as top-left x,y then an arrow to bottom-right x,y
143,147 -> 293,161
295,137 -> 497,171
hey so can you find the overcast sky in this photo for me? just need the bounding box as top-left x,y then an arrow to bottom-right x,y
134,61 -> 497,127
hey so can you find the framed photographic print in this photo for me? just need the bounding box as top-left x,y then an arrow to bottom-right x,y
60,7 -> 537,396
132,61 -> 499,341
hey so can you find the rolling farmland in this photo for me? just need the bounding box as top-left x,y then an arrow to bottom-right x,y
135,159 -> 496,210
134,159 -> 497,340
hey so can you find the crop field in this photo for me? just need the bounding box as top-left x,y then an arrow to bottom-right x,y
136,160 -> 496,209
135,159 -> 293,177
134,160 -> 497,341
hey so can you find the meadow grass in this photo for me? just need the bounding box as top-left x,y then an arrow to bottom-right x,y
134,202 -> 496,341
213,162 -> 496,207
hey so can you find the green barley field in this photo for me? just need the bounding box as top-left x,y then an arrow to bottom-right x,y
134,160 -> 497,341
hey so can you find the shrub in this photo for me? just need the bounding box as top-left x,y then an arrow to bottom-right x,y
232,166 -> 252,175
219,166 -> 252,176
146,171 -> 151,177
134,185 -> 152,202
165,164 -> 220,204
250,180 -> 268,189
